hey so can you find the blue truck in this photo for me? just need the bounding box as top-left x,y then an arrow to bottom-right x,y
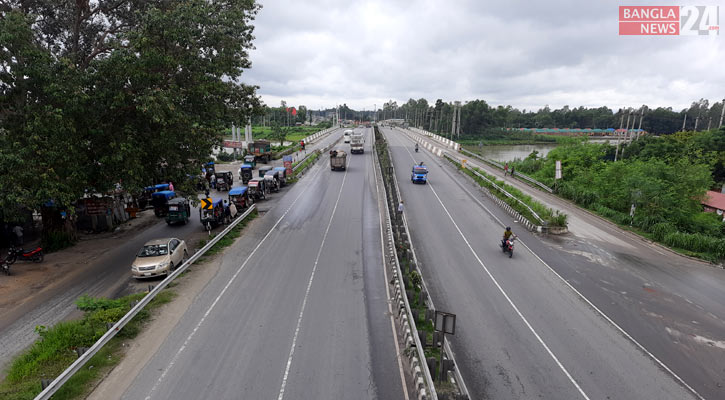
411,163 -> 428,184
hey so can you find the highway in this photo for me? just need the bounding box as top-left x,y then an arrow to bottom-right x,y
121,127 -> 407,399
382,126 -> 698,399
0,128 -> 344,373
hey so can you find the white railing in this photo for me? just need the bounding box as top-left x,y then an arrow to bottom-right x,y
34,205 -> 258,400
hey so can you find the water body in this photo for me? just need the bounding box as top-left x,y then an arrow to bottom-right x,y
474,138 -> 617,162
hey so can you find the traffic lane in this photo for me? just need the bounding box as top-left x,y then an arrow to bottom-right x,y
122,158 -> 342,399
382,128 -> 582,399
419,132 -> 725,396
384,128 -> 696,399
281,130 -> 404,399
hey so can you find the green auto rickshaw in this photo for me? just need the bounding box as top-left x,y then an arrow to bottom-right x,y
165,197 -> 191,225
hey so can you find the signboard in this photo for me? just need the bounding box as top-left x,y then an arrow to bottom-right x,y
555,160 -> 562,180
283,155 -> 293,176
85,198 -> 109,215
201,198 -> 213,210
223,140 -> 244,149
434,310 -> 456,335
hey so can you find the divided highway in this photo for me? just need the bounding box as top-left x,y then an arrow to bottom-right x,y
121,127 -> 406,399
381,126 -> 697,399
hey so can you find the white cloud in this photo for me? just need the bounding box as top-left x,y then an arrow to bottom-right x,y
242,0 -> 725,111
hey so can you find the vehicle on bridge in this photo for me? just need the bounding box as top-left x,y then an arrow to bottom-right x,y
165,197 -> 191,225
247,140 -> 272,163
200,198 -> 229,229
350,132 -> 364,154
330,149 -> 347,171
229,186 -> 252,210
131,237 -> 188,279
214,171 -> 234,191
343,130 -> 352,143
247,178 -> 267,201
411,163 -> 428,184
273,166 -> 288,186
239,163 -> 254,184
151,190 -> 176,217
264,170 -> 280,193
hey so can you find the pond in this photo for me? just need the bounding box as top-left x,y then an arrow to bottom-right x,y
471,138 -> 617,162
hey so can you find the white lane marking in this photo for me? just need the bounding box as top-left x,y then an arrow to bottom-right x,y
398,130 -> 705,400
143,161 -> 327,400
391,133 -> 591,400
277,160 -> 350,400
372,132 -> 410,399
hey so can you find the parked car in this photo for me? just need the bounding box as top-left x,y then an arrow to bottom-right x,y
131,238 -> 188,279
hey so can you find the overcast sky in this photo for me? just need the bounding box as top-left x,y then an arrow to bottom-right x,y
242,0 -> 724,112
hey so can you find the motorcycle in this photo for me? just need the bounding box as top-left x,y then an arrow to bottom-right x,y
501,237 -> 515,258
415,145 -> 419,153
7,245 -> 44,264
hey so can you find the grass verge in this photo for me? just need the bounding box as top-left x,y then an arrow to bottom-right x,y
0,210 -> 259,400
445,155 -> 567,228
288,151 -> 321,183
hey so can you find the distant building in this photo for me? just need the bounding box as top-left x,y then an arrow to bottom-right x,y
702,190 -> 725,218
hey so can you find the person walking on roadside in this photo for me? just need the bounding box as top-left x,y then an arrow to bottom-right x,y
210,173 -> 217,190
504,163 -> 509,176
168,181 -> 175,192
13,225 -> 23,246
398,200 -> 404,215
510,165 -> 515,177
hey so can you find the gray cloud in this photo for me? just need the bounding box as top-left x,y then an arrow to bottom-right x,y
243,0 -> 725,111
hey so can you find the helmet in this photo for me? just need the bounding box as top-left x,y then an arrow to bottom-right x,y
506,226 -> 511,231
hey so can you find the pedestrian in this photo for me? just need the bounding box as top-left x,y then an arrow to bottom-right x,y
398,200 -> 404,214
228,200 -> 238,219
504,163 -> 509,176
168,181 -> 174,192
210,173 -> 217,190
510,165 -> 515,177
13,225 -> 23,246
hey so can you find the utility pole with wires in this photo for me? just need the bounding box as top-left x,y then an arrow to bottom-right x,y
719,98 -> 725,128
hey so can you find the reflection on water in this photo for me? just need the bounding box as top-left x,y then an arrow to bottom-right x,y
473,144 -> 558,162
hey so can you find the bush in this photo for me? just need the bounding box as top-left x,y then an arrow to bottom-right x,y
41,230 -> 75,253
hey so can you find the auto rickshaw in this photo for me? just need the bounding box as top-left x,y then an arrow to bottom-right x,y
264,171 -> 280,193
151,190 -> 176,217
243,154 -> 256,168
199,198 -> 229,230
166,197 -> 191,225
214,171 -> 234,191
258,165 -> 273,178
229,186 -> 252,210
239,163 -> 254,184
273,167 -> 288,187
138,183 -> 170,209
247,178 -> 267,201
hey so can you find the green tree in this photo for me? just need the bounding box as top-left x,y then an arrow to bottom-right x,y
0,1 -> 261,242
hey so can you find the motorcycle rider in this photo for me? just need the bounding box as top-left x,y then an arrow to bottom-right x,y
415,143 -> 419,152
502,226 -> 514,249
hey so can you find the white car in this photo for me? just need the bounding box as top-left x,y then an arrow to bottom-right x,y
131,238 -> 188,279
343,129 -> 352,143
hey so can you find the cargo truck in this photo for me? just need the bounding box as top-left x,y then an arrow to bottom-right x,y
350,133 -> 365,154
330,149 -> 347,171
247,140 -> 272,163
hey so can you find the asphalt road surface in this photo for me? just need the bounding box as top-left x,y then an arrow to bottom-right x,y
122,127 -> 406,399
0,128 -> 344,372
382,126 -> 700,400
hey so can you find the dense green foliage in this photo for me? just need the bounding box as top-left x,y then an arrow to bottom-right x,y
0,1 -> 261,224
511,128 -> 725,260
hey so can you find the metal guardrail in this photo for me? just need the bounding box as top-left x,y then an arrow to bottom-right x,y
34,205 -> 258,400
444,152 -> 546,226
459,148 -> 554,194
374,129 -> 438,400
